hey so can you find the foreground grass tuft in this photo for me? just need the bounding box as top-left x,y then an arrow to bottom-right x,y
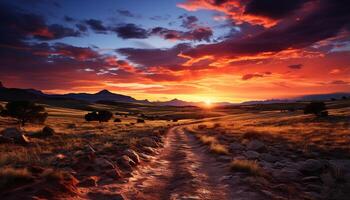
230,159 -> 265,177
198,135 -> 229,155
209,143 -> 229,155
199,135 -> 216,145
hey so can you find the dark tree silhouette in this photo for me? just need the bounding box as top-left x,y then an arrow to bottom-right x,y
85,110 -> 113,123
98,110 -> 113,122
303,102 -> 327,117
0,101 -> 48,126
85,111 -> 98,122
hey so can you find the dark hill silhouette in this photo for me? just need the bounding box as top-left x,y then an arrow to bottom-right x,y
58,89 -> 137,103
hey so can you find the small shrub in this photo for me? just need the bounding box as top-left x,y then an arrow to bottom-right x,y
198,124 -> 207,130
67,123 -> 76,129
212,123 -> 221,128
304,102 -> 327,117
85,110 -> 113,123
230,159 -> 265,177
137,119 -> 145,123
114,118 -> 122,122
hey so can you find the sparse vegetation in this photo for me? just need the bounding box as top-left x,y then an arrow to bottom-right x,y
303,101 -> 327,117
0,101 -> 48,126
198,135 -> 229,154
84,110 -> 113,122
137,118 -> 145,123
230,159 -> 265,177
209,143 -> 229,155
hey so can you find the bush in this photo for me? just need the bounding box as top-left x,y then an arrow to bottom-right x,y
84,110 -> 113,123
0,101 -> 48,126
136,119 -> 145,123
114,118 -> 121,122
98,110 -> 113,122
303,102 -> 327,117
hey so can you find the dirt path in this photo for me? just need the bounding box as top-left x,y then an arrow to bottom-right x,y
119,126 -> 234,200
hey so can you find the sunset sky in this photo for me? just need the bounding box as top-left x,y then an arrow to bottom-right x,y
0,0 -> 349,103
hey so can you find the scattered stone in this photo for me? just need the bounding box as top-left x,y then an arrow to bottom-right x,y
273,167 -> 302,182
260,153 -> 279,163
73,150 -> 84,156
244,150 -> 260,160
88,192 -> 127,200
104,169 -> 122,180
302,176 -> 321,183
299,159 -> 325,175
217,155 -> 231,162
0,135 -> 13,143
229,142 -> 244,151
305,184 -> 323,192
138,152 -> 153,160
320,172 -> 335,186
114,118 -> 122,122
142,146 -> 157,155
94,158 -> 115,170
42,126 -> 55,137
198,124 -> 207,130
1,127 -> 29,145
78,176 -> 98,187
28,165 -> 45,174
118,155 -> 135,171
67,123 -> 76,129
247,140 -> 265,152
124,149 -> 140,164
140,138 -> 158,148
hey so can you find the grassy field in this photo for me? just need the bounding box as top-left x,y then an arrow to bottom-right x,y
0,101 -> 222,198
0,99 -> 349,199
186,99 -> 350,199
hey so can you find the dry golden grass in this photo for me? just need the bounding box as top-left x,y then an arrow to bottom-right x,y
230,159 -> 265,177
0,103 -> 173,171
197,134 -> 229,155
209,143 -> 229,155
198,135 -> 216,145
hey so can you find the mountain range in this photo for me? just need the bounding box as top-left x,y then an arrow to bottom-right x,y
0,81 -> 349,107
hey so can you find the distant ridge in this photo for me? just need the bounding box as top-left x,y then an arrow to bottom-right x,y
57,89 -> 138,103
0,81 -> 349,106
241,93 -> 350,105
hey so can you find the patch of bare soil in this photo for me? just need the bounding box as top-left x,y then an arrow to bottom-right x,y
119,126 -> 263,200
